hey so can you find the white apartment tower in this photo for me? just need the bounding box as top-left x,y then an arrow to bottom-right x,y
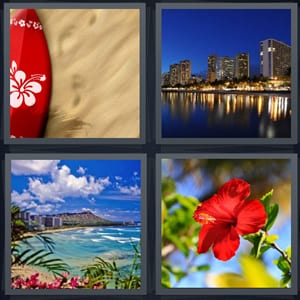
260,39 -> 291,78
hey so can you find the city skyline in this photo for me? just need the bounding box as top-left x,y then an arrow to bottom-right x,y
162,9 -> 291,77
11,160 -> 141,222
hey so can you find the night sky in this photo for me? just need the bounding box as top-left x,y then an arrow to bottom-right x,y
162,9 -> 291,78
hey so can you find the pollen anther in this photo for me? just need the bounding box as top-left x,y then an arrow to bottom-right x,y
197,213 -> 216,225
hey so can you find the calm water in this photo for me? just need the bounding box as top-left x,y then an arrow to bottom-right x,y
19,226 -> 140,277
161,92 -> 291,138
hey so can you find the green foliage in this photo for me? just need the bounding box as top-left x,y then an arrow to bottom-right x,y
162,177 -> 176,197
162,178 -> 209,288
11,205 -> 70,278
11,244 -> 69,277
260,189 -> 279,232
82,242 -> 141,289
243,190 -> 291,287
162,260 -> 210,288
11,205 -> 28,242
161,264 -> 171,288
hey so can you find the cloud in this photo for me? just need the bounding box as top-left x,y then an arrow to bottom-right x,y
133,172 -> 138,176
27,164 -> 111,203
114,176 -> 122,181
11,191 -> 52,213
117,184 -> 141,196
77,166 -> 87,175
88,197 -> 96,205
11,160 -> 60,175
81,208 -> 97,214
11,190 -> 34,203
35,204 -> 55,214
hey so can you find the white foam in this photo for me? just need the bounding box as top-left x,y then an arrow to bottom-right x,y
102,235 -> 120,241
91,238 -> 105,243
102,235 -> 140,244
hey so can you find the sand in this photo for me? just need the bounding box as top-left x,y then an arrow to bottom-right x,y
21,226 -> 93,239
11,265 -> 54,282
11,8 -> 140,138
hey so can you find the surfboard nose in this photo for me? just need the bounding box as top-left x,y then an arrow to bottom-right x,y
10,9 -> 52,138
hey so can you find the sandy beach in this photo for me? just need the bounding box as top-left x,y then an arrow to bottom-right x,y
22,226 -> 94,238
11,265 -> 54,282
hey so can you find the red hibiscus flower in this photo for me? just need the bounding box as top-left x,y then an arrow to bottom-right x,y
193,178 -> 267,261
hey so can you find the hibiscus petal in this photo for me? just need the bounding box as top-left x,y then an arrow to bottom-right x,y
218,178 -> 251,212
197,224 -> 218,254
10,91 -> 23,108
15,70 -> 26,85
194,194 -> 236,224
24,92 -> 36,106
212,225 -> 240,261
236,199 -> 267,235
11,60 -> 17,72
10,79 -> 19,92
25,81 -> 42,93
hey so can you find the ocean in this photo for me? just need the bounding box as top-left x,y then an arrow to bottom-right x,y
18,226 -> 141,277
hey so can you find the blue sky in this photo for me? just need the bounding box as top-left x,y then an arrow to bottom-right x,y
11,159 -> 141,222
162,9 -> 291,77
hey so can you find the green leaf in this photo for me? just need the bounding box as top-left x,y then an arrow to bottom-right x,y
244,232 -> 266,258
186,196 -> 200,206
274,256 -> 290,273
162,177 -> 176,198
177,195 -> 198,212
163,193 -> 179,208
264,203 -> 279,231
259,245 -> 272,256
162,279 -> 172,288
243,232 -> 261,244
161,265 -> 171,288
280,272 -> 291,287
260,189 -> 273,210
286,246 -> 291,259
190,264 -> 210,272
265,234 -> 278,244
170,266 -> 187,281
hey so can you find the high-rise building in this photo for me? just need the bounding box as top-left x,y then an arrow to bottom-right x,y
260,39 -> 291,78
169,60 -> 191,86
169,64 -> 180,86
235,53 -> 250,79
161,72 -> 170,86
216,56 -> 234,80
44,216 -> 63,228
179,60 -> 191,85
207,55 -> 217,82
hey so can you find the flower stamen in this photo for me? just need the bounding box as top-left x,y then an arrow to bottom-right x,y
195,213 -> 216,225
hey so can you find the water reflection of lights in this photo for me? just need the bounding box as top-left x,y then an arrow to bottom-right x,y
161,92 -> 291,122
268,96 -> 289,122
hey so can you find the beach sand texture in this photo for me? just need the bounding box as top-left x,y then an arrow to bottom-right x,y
12,265 -> 54,282
11,9 -> 140,138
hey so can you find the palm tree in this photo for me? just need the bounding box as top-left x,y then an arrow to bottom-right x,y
11,205 -> 70,278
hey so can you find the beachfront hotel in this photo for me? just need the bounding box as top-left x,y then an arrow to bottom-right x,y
260,39 -> 291,78
18,211 -> 63,230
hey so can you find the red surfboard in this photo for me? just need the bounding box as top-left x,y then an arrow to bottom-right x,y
10,9 -> 51,138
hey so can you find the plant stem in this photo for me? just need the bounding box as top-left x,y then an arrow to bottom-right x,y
270,242 -> 291,266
